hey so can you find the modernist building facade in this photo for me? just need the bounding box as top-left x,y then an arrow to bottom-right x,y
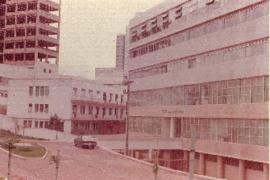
2,66 -> 127,135
125,0 -> 268,180
0,0 -> 60,66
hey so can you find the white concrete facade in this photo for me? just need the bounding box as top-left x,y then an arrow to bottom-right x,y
125,0 -> 268,179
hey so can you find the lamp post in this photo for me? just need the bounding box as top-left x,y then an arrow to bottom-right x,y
122,76 -> 134,156
189,125 -> 196,180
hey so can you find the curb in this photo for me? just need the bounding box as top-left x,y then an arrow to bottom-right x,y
99,145 -> 224,180
0,143 -> 48,160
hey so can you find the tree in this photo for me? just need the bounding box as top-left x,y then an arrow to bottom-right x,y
5,137 -> 19,179
50,150 -> 60,180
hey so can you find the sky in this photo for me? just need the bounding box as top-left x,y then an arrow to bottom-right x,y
59,0 -> 164,79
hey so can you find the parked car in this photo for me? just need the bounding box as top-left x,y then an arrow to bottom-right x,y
74,135 -> 97,149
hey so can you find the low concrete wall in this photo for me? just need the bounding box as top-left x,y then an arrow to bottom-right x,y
19,128 -> 76,142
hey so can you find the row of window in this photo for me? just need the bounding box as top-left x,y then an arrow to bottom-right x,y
129,38 -> 268,79
129,0 -> 217,43
1,2 -> 38,13
0,27 -> 36,39
129,1 -> 268,58
1,14 -> 37,27
29,86 -> 50,97
28,103 -> 49,113
130,76 -> 269,106
3,40 -> 55,50
180,118 -> 268,146
1,1 -> 57,13
73,104 -> 125,118
73,88 -> 125,103
129,116 -> 268,147
1,53 -> 34,61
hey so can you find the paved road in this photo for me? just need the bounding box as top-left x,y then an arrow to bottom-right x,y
0,141 -> 195,180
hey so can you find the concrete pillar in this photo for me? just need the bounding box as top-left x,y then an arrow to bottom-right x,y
148,149 -> 153,161
183,150 -> 189,171
64,120 -> 71,133
263,163 -> 269,180
169,118 -> 175,138
198,153 -> 205,175
217,156 -> 224,178
239,160 -> 245,180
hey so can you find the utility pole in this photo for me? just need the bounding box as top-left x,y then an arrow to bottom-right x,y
189,125 -> 196,180
55,150 -> 60,180
123,76 -> 134,156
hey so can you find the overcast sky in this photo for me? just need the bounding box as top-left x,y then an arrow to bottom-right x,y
59,0 -> 164,79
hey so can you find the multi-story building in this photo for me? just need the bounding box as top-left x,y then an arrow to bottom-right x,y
1,65 -> 126,134
95,34 -> 126,84
0,0 -> 60,67
125,0 -> 268,180
116,34 -> 125,70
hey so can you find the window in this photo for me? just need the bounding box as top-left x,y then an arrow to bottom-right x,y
40,86 -> 44,96
16,41 -> 24,49
80,105 -> 85,115
109,93 -> 113,102
121,95 -> 124,103
88,90 -> 93,97
96,107 -> 100,115
102,107 -> 106,117
40,104 -> 44,113
7,4 -> 16,12
115,94 -> 118,102
40,121 -> 44,128
29,86 -> 33,96
28,2 -> 37,10
188,59 -> 196,69
81,89 -> 86,97
45,86 -> 49,96
35,86 -> 39,96
28,103 -> 32,113
103,92 -> 107,102
175,6 -> 182,20
26,41 -> 35,48
16,28 -> 25,36
18,3 -> 27,11
44,104 -> 49,113
88,106 -> 93,115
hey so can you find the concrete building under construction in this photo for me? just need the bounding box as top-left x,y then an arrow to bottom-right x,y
0,0 -> 60,67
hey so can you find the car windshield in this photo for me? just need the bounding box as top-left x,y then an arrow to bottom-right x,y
81,136 -> 95,141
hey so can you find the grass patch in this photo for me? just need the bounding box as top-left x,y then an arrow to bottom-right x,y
2,142 -> 46,158
0,129 -> 46,141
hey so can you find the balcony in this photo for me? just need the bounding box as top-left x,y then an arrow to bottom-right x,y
38,22 -> 58,35
38,10 -> 59,23
37,34 -> 58,45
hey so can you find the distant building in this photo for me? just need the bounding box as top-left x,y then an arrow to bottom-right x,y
95,34 -> 126,84
125,0 -> 268,180
116,34 -> 126,70
95,67 -> 124,85
1,65 -> 127,134
0,0 -> 60,67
